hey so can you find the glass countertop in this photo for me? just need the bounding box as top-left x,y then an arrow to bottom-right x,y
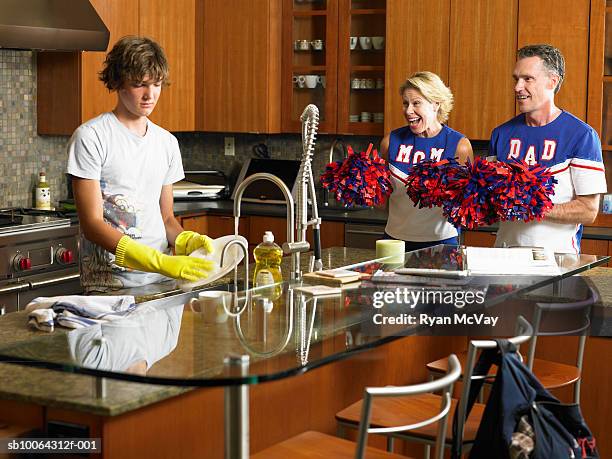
0,245 -> 608,387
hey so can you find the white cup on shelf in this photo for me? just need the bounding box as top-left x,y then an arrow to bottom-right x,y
311,39 -> 324,50
359,36 -> 372,50
372,36 -> 385,50
349,36 -> 358,50
305,75 -> 319,88
360,111 -> 372,122
292,75 -> 306,88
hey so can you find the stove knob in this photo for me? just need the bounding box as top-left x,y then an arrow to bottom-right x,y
13,254 -> 32,271
55,248 -> 74,265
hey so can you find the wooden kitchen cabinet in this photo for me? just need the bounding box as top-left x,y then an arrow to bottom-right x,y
385,0 -> 516,139
180,214 -> 249,240
281,0 -> 386,135
199,0 -> 282,133
38,0 -> 197,135
463,230 -> 497,248
580,237 -> 609,263
336,0 -> 386,135
518,0 -> 591,121
37,0 -> 138,135
384,0 -> 450,132
139,0 -> 197,132
447,0 -> 518,140
385,0 -> 597,141
586,0 -> 612,205
281,0 -> 339,133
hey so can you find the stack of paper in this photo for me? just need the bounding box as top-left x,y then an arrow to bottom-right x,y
464,247 -> 560,276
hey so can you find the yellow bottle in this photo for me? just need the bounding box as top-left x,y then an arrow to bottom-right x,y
35,172 -> 51,210
253,231 -> 283,300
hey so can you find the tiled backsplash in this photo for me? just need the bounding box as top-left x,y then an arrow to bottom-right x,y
0,49 -> 382,208
176,132 -> 382,191
0,50 -> 68,208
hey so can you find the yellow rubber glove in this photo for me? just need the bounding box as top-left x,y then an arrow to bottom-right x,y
115,236 -> 214,281
174,230 -> 214,256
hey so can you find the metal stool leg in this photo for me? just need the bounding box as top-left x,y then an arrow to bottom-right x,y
224,355 -> 250,459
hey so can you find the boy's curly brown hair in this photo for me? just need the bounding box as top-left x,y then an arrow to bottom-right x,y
99,36 -> 170,90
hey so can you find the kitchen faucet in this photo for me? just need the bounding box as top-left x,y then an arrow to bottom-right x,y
296,104 -> 323,271
233,173 -> 309,281
233,104 -> 321,280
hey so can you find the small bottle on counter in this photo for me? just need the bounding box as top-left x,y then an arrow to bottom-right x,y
253,231 -> 283,301
35,172 -> 51,210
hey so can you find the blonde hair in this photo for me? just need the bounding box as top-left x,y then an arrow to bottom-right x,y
399,71 -> 454,123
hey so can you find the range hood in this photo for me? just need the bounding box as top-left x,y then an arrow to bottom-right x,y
0,0 -> 109,51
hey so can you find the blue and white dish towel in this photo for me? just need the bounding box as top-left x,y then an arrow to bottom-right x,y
25,295 -> 136,332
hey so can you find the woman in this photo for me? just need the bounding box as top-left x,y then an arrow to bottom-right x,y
382,71 -> 473,251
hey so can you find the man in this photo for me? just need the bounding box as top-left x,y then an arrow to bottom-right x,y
67,36 -> 214,292
490,44 -> 607,254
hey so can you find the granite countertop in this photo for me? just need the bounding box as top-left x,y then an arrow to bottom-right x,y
172,199 -> 612,239
0,247 -> 376,416
2,247 -> 610,416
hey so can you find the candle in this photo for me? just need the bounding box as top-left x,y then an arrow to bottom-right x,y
376,239 -> 406,264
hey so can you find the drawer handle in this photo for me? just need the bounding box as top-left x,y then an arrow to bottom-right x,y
0,283 -> 29,294
345,229 -> 385,236
30,273 -> 80,289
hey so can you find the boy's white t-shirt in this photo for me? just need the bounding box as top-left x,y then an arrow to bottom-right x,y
67,112 -> 184,290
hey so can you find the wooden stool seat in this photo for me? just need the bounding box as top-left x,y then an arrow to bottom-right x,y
252,431 -> 412,459
427,351 -> 580,390
336,393 -> 485,443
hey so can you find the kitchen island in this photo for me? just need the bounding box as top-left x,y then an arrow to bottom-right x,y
0,247 -> 610,458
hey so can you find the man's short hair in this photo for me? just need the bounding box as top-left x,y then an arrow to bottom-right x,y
99,36 -> 170,91
517,44 -> 565,94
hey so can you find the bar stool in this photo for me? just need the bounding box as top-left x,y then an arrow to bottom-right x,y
252,354 -> 461,459
335,316 -> 533,458
427,277 -> 597,403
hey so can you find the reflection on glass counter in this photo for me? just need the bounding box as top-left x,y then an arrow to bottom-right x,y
0,245 -> 608,387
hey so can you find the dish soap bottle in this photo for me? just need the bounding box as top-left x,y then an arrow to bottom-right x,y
253,231 -> 283,300
35,172 -> 51,210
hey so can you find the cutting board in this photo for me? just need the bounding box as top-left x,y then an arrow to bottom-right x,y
302,271 -> 362,286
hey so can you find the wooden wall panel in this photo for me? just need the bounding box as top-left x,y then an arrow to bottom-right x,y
385,0 -> 451,132
82,0 -> 140,124
37,52 -> 82,134
140,0 -> 196,131
586,0 -> 606,135
201,0 -> 282,133
517,0 -> 590,121
448,0 -> 518,140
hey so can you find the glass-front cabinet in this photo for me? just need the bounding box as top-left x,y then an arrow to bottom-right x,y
282,0 -> 386,134
282,0 -> 339,133
337,0 -> 386,135
603,5 -> 612,149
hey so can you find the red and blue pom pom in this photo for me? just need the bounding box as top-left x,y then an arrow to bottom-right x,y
320,143 -> 392,207
405,157 -> 556,229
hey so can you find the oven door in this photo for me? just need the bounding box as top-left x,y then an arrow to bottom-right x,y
0,280 -> 29,314
18,268 -> 82,311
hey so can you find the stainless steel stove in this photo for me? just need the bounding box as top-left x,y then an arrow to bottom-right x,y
0,208 -> 81,313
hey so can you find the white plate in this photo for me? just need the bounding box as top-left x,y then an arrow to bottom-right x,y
177,235 -> 248,292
